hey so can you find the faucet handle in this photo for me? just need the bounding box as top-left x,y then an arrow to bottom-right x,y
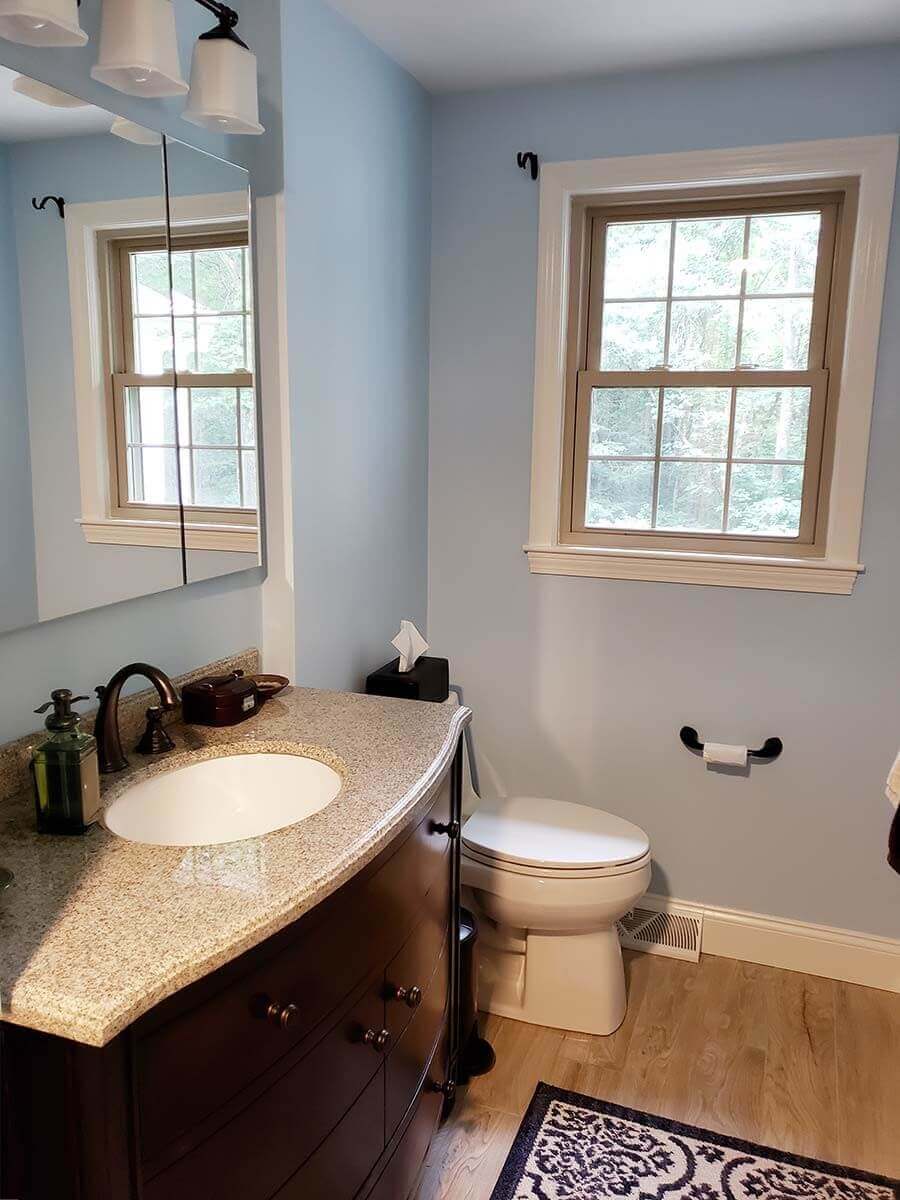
136,706 -> 176,757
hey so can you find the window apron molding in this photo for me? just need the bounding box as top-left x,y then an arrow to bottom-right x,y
526,136 -> 898,593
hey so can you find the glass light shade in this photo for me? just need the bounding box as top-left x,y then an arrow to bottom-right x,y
109,116 -> 161,145
91,0 -> 187,98
12,75 -> 90,107
0,0 -> 86,45
183,34 -> 264,136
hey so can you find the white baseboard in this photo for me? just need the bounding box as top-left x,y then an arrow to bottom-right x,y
646,894 -> 900,993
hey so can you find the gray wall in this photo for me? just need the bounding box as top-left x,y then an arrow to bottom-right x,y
428,45 -> 900,938
0,144 -> 36,631
281,0 -> 431,691
0,0 -> 280,741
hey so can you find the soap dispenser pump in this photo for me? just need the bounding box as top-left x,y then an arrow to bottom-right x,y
31,689 -> 102,835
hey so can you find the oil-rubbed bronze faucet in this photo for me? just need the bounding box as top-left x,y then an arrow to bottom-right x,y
94,663 -> 179,774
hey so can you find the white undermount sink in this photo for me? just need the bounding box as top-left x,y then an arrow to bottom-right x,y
103,753 -> 343,847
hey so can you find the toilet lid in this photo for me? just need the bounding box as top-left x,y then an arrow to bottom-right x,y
462,796 -> 650,871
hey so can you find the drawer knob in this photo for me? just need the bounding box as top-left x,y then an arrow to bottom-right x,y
252,995 -> 300,1030
392,984 -> 423,1008
430,819 -> 460,839
363,1027 -> 391,1052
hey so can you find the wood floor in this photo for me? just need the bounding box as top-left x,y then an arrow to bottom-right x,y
417,951 -> 900,1199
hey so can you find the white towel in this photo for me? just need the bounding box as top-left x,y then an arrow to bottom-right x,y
886,749 -> 900,809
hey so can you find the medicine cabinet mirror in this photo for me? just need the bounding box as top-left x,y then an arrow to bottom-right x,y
0,66 -> 262,637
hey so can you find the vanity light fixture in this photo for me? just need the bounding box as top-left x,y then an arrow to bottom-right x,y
12,74 -> 89,106
109,115 -> 162,145
0,0 -> 86,46
183,0 -> 264,135
91,0 -> 188,98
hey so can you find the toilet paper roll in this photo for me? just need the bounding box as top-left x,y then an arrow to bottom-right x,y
702,742 -> 748,767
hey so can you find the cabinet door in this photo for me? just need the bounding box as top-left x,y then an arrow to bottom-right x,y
364,1044 -> 446,1200
386,936 -> 450,1140
272,1066 -> 385,1200
385,882 -> 450,1045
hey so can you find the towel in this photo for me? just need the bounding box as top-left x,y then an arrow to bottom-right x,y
886,749 -> 900,810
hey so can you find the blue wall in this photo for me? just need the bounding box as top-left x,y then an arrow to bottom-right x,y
428,46 -> 900,937
0,0 -> 280,740
0,145 -> 36,631
281,0 -> 431,691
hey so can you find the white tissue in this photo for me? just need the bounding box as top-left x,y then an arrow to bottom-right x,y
703,742 -> 748,767
886,749 -> 900,809
392,619 -> 428,673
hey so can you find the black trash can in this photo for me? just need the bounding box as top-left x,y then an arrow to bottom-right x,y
457,907 -> 496,1086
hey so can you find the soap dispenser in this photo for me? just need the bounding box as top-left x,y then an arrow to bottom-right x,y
31,689 -> 102,835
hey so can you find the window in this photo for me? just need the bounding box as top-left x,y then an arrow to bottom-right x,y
104,226 -> 257,529
526,138 -> 898,593
565,196 -> 837,553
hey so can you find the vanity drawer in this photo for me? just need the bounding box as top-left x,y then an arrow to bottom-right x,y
143,969 -> 384,1200
136,773 -> 452,1161
386,936 -> 449,1140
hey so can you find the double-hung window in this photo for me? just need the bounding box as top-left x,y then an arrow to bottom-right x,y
526,136 -> 898,594
564,193 -> 842,555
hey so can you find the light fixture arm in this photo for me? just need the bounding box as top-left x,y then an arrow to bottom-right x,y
193,0 -> 238,29
193,0 -> 248,46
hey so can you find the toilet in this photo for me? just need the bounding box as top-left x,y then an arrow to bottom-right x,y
461,795 -> 651,1036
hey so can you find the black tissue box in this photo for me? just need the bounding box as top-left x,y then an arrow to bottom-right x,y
365,656 -> 449,703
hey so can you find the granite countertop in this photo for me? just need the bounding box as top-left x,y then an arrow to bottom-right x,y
0,687 -> 470,1047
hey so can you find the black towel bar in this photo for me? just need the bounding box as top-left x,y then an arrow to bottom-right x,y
679,726 -> 783,761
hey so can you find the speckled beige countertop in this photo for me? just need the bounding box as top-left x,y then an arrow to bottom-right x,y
0,687 -> 470,1047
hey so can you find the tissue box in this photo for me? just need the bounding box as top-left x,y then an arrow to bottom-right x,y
365,656 -> 449,703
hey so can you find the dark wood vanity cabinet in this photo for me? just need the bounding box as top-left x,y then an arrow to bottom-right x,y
1,750 -> 462,1200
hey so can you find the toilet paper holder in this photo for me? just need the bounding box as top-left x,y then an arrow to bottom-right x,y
679,726 -> 783,761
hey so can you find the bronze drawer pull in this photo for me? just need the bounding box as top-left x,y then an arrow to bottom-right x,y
391,984 -> 422,1008
252,994 -> 300,1030
362,1027 -> 391,1052
430,819 -> 460,839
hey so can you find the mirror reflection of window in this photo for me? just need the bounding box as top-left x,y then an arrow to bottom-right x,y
108,232 -> 257,519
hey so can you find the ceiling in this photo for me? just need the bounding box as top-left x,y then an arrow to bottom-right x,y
328,0 -> 900,93
0,68 -> 112,142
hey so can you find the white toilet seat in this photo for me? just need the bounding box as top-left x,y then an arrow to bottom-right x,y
461,842 -> 651,879
462,795 -> 650,874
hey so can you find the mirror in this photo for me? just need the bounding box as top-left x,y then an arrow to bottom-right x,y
163,136 -> 260,584
0,68 -> 262,638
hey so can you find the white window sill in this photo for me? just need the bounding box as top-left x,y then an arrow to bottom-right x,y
80,518 -> 259,554
524,545 -> 863,594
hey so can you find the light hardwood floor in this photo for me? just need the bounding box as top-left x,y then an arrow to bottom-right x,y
417,951 -> 900,1199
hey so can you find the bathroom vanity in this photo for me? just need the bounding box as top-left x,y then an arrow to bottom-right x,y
0,684 -> 470,1200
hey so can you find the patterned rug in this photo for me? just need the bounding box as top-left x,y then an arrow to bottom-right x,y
490,1084 -> 899,1199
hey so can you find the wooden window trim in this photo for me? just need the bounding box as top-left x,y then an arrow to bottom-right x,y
558,184 -> 852,560
101,224 -> 256,528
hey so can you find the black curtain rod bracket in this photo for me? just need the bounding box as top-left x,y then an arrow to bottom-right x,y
516,151 -> 539,181
32,196 -> 65,219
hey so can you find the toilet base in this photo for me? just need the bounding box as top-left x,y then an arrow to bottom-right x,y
477,925 -> 627,1036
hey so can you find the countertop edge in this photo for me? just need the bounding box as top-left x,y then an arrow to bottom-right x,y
2,703 -> 472,1048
